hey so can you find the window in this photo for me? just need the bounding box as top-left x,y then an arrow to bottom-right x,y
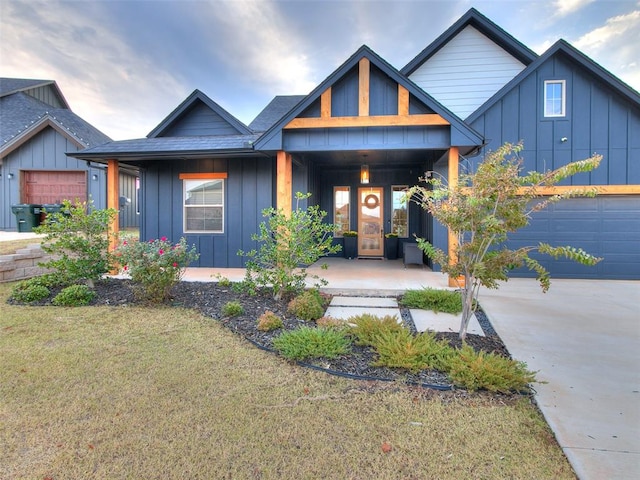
544,80 -> 566,117
392,186 -> 408,238
182,174 -> 225,233
334,186 -> 350,236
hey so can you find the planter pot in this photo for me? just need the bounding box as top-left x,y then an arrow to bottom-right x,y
385,237 -> 398,260
343,236 -> 357,259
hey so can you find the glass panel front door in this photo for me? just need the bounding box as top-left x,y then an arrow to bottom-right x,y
358,187 -> 384,256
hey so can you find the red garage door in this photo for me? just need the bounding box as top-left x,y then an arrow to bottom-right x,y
22,171 -> 87,205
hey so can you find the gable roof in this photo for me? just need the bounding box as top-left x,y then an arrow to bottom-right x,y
249,95 -> 306,132
254,44 -> 484,152
401,8 -> 538,76
147,89 -> 252,138
466,39 -> 640,124
0,77 -> 69,108
0,90 -> 111,157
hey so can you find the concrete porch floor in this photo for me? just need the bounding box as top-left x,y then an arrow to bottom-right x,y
181,256 -> 451,296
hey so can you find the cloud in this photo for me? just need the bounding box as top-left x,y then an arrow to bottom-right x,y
198,0 -> 317,95
573,10 -> 640,89
552,0 -> 595,17
1,0 -> 189,139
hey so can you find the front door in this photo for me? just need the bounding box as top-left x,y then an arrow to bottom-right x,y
358,187 -> 384,257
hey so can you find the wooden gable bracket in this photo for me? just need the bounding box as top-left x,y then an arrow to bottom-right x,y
284,57 -> 450,129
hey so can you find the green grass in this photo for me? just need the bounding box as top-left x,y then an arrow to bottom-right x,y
0,282 -> 574,479
0,238 -> 43,255
400,287 -> 463,314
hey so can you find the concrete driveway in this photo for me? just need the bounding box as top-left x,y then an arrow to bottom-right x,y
479,279 -> 640,480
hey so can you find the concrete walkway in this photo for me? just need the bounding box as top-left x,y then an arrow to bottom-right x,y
479,279 -> 640,480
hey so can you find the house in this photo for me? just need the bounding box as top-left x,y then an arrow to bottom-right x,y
71,8 -> 640,280
0,78 -> 139,230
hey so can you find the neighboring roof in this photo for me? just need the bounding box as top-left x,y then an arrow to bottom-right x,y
0,91 -> 111,156
467,39 -> 640,123
148,89 -> 252,138
401,8 -> 538,76
253,44 -> 484,152
68,134 -> 261,162
0,77 -> 69,108
249,95 -> 305,132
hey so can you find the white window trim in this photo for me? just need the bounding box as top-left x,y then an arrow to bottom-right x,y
334,186 -> 350,237
182,175 -> 225,234
544,80 -> 566,118
391,185 -> 409,238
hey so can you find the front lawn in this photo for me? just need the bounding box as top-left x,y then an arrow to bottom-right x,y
0,282 -> 575,479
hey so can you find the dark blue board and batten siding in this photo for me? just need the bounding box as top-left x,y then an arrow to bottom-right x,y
139,156 -> 274,268
468,53 -> 640,279
158,103 -> 242,137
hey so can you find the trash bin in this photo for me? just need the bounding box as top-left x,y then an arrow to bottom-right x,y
41,203 -> 63,224
11,204 -> 43,232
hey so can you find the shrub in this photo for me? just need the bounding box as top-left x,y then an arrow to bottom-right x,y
257,311 -> 283,332
222,301 -> 244,317
214,275 -> 232,287
400,288 -> 463,314
447,344 -> 536,393
273,326 -> 351,361
348,314 -> 404,346
371,329 -> 454,373
11,282 -> 50,303
34,199 -> 117,288
315,316 -> 345,329
116,236 -> 199,303
52,284 -> 96,306
238,192 -> 342,301
287,290 -> 325,321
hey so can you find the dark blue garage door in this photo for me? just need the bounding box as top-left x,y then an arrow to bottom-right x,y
506,195 -> 640,280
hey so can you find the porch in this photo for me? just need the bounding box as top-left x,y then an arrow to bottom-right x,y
180,256 -> 452,296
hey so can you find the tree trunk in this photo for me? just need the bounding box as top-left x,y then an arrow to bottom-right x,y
458,274 -> 474,340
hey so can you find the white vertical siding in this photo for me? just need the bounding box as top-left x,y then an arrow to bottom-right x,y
409,25 -> 526,119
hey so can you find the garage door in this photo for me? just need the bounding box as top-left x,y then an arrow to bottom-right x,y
22,170 -> 87,205
506,196 -> 640,280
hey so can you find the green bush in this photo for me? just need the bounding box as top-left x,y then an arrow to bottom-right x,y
238,192 -> 342,301
214,275 -> 232,287
400,288 -> 463,314
11,282 -> 50,303
257,311 -> 283,332
447,344 -> 536,393
348,314 -> 404,346
34,199 -> 117,288
287,290 -> 325,321
52,284 -> 96,306
222,301 -> 244,317
273,326 -> 351,361
371,329 -> 453,373
116,236 -> 199,303
315,316 -> 345,329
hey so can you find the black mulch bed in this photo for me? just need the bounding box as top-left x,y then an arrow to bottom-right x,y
10,278 -> 512,392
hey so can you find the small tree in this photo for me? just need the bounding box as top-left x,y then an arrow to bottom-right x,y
239,192 -> 342,301
35,199 -> 117,288
406,142 -> 603,340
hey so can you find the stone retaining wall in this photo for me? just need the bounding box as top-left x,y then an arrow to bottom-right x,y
0,244 -> 51,283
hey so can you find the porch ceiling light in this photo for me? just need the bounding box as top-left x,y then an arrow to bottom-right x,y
360,164 -> 370,184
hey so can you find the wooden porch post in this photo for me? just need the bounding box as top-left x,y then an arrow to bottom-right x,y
447,147 -> 464,288
107,159 -> 120,251
276,151 -> 292,215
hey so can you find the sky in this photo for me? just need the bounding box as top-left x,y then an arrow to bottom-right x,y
1,0 -> 639,141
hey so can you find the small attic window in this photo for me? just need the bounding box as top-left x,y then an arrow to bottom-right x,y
544,80 -> 566,117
